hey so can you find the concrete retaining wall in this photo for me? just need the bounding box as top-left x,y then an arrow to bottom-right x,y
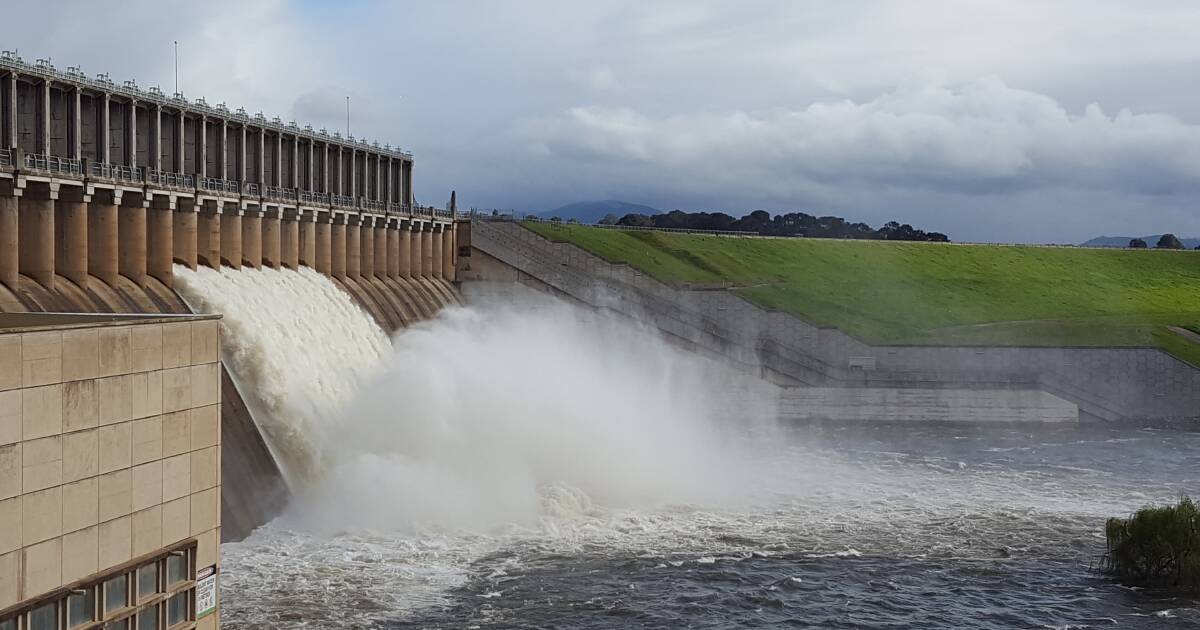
464,220 -> 1200,425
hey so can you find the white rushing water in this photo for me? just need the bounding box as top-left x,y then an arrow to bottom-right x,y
174,266 -> 785,619
175,264 -> 392,483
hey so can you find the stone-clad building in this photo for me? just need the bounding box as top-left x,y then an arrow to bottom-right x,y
0,313 -> 222,629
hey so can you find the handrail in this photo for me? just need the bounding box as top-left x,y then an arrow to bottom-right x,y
243,182 -> 260,196
200,177 -> 239,194
145,169 -> 193,189
299,190 -> 329,206
263,185 -> 297,202
23,153 -> 82,177
331,194 -> 355,208
0,148 -> 10,168
90,162 -> 143,183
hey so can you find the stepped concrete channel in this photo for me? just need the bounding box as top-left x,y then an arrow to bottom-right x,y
461,219 -> 1200,427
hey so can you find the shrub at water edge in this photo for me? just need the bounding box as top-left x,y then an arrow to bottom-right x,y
1103,496 -> 1199,591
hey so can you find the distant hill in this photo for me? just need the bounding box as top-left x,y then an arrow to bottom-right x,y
1082,235 -> 1200,249
539,200 -> 660,224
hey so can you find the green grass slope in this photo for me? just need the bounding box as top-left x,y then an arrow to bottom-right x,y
524,222 -> 1200,365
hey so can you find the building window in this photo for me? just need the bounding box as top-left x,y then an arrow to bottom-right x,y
136,603 -> 160,630
105,574 -> 129,614
166,552 -> 189,587
166,591 -> 190,627
0,619 -> 16,630
28,602 -> 58,630
67,588 -> 96,628
104,621 -> 130,630
137,563 -> 159,602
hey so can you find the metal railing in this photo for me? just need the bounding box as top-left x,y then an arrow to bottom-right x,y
331,194 -> 355,208
89,162 -> 143,183
200,177 -> 239,194
243,183 -> 260,197
263,185 -> 297,202
23,153 -> 83,177
362,199 -> 385,212
299,190 -> 329,206
146,169 -> 194,189
0,148 -> 10,168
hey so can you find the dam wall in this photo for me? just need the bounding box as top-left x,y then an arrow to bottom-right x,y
461,219 -> 1200,426
0,53 -> 464,541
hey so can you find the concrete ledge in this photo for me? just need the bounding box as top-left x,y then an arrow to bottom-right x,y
778,387 -> 1078,423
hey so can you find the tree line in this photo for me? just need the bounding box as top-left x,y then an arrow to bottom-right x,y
1128,234 -> 1197,250
584,210 -> 950,242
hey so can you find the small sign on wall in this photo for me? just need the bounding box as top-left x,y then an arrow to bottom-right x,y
196,565 -> 218,618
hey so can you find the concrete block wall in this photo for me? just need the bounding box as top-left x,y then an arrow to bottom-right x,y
465,220 -> 1200,425
0,313 -> 222,628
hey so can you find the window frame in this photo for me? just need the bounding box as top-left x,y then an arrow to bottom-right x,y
0,540 -> 199,630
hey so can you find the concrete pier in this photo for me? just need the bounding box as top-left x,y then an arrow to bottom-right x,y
242,208 -> 262,268
117,198 -> 147,286
281,209 -> 300,269
443,224 -> 455,282
55,188 -> 89,288
262,208 -> 281,269
374,220 -> 388,278
360,215 -> 375,277
331,216 -> 347,279
346,216 -> 361,278
399,221 -> 412,278
386,219 -> 399,278
298,212 -> 317,268
315,214 -> 332,275
89,190 -> 120,286
0,191 -> 18,291
197,202 -> 222,270
174,204 -> 199,270
147,197 -> 174,287
421,224 -> 433,278
432,224 -> 443,279
19,193 -> 55,289
221,208 -> 243,269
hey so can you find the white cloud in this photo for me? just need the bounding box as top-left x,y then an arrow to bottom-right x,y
522,77 -> 1200,201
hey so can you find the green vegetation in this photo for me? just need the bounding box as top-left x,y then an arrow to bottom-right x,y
524,222 -> 1200,364
1103,497 -> 1199,592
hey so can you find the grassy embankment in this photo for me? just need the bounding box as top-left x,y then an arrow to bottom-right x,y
523,222 -> 1200,366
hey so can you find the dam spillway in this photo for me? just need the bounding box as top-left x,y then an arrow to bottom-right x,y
0,50 -> 463,577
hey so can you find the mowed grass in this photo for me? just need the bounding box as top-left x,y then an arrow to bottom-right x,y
524,222 -> 1200,365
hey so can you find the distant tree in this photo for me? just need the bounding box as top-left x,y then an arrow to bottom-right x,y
1129,238 -> 1148,249
1156,234 -> 1184,249
549,216 -> 562,223
617,213 -> 656,227
598,213 -> 619,225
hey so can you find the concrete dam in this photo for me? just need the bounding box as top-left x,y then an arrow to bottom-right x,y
0,53 -> 467,627
1,53 -> 1196,629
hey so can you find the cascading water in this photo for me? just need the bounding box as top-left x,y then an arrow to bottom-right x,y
175,267 -> 1198,628
175,264 -> 392,484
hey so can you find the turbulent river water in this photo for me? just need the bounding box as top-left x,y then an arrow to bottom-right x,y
174,267 -> 1200,629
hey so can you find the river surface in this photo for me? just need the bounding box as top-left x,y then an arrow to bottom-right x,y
220,423 -> 1200,629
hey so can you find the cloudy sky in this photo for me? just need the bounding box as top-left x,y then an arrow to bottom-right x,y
10,1 -> 1200,242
